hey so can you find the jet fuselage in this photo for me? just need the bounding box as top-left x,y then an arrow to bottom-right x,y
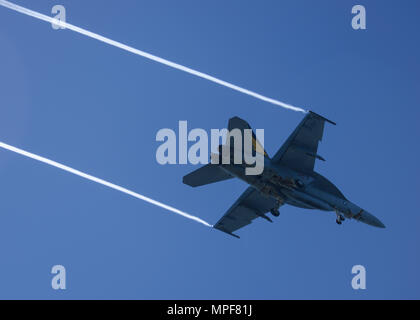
218,157 -> 385,228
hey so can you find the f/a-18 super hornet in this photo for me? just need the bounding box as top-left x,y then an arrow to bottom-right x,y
183,112 -> 385,238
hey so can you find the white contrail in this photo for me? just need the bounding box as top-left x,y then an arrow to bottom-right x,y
0,141 -> 213,228
0,0 -> 307,113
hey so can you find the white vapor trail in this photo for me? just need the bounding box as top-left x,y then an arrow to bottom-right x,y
0,141 -> 213,228
0,0 -> 307,113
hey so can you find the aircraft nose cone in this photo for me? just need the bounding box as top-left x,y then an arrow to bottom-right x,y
358,211 -> 386,228
376,219 -> 386,228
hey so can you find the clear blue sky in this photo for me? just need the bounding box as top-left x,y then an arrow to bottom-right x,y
0,0 -> 419,299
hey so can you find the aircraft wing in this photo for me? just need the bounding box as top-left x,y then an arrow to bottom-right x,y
271,111 -> 336,173
213,187 -> 280,238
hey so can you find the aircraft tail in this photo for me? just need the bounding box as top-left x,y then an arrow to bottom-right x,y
183,117 -> 267,188
227,116 -> 269,158
183,164 -> 233,187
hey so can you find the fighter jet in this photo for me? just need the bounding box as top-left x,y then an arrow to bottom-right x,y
183,112 -> 385,238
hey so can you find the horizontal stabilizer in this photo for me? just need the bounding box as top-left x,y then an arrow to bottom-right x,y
183,164 -> 233,187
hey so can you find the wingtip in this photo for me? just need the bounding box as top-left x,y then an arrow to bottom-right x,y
308,110 -> 336,125
213,226 -> 241,239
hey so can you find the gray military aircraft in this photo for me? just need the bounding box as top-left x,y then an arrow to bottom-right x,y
183,112 -> 385,238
